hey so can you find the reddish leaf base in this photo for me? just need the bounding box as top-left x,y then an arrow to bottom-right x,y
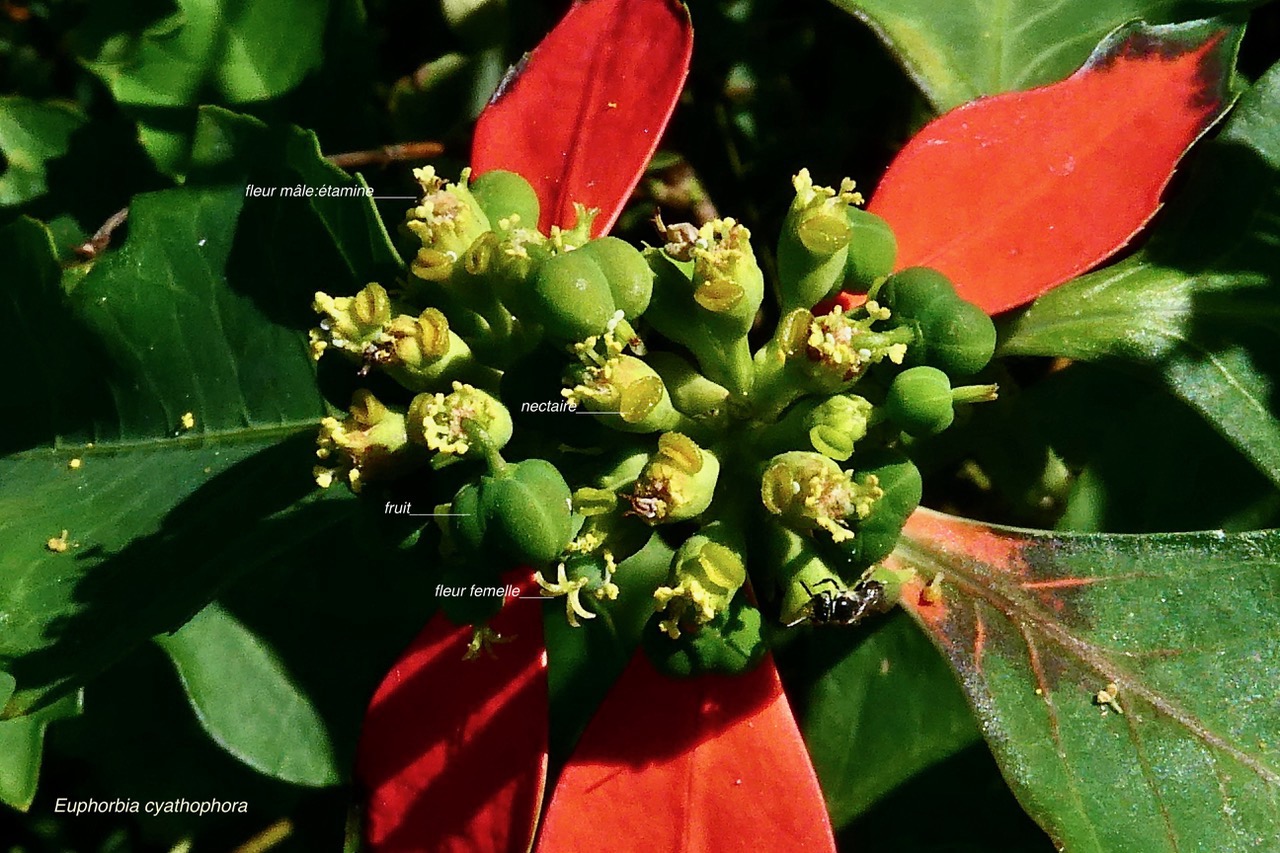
869,21 -> 1237,314
356,573 -> 548,853
536,651 -> 837,853
472,0 -> 693,236
901,506 -> 1022,568
891,508 -> 1100,664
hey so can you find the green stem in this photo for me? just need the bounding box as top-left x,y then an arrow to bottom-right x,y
749,350 -> 806,423
762,522 -> 845,622
952,383 -> 999,404
463,422 -> 508,477
692,334 -> 754,398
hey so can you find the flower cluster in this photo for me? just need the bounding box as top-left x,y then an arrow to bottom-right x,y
308,167 -> 999,650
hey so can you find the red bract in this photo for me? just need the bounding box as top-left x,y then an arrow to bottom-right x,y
536,652 -> 836,852
813,290 -> 866,315
472,0 -> 693,236
356,572 -> 548,853
869,20 -> 1239,315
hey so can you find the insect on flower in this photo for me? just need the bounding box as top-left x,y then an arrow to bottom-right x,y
785,577 -> 887,628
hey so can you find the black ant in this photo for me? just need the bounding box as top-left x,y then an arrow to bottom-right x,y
785,578 -> 887,628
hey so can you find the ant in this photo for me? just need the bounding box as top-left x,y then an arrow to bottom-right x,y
785,577 -> 887,628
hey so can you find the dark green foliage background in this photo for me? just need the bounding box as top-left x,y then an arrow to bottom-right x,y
2,0 -> 1279,851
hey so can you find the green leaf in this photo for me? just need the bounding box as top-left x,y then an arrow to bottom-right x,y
72,0 -> 331,107
893,509 -> 1280,852
188,107 -> 404,329
1,189 -> 325,453
156,603 -> 338,787
1048,373 -> 1280,533
75,189 -> 321,432
0,97 -> 86,206
1000,62 -> 1280,488
830,0 -> 1257,110
0,439 -> 379,719
133,106 -> 200,177
52,647 -> 318,845
206,518 -> 438,781
0,112 -> 399,714
0,691 -> 82,812
786,611 -> 982,826
927,363 -> 1280,533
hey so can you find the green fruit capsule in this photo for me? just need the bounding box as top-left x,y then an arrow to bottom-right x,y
481,459 -> 575,564
448,482 -> 488,556
574,237 -> 654,318
835,450 -> 922,570
878,266 -> 957,320
886,366 -> 955,435
926,298 -> 996,377
469,170 -> 540,230
879,266 -> 996,376
845,208 -> 897,289
530,251 -> 618,343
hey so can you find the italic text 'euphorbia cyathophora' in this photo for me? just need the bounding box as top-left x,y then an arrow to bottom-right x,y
337,1 -> 1246,850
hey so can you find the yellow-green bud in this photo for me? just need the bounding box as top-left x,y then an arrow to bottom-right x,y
313,390 -> 412,493
562,316 -> 681,433
653,533 -> 746,639
372,308 -> 475,390
627,433 -> 720,524
310,284 -> 393,359
404,167 -> 492,282
805,394 -> 874,461
777,169 -> 863,312
760,451 -> 883,543
691,218 -> 765,337
644,249 -> 755,397
406,382 -> 513,465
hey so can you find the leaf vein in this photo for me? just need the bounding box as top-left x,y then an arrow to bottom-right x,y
1122,707 -> 1182,851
